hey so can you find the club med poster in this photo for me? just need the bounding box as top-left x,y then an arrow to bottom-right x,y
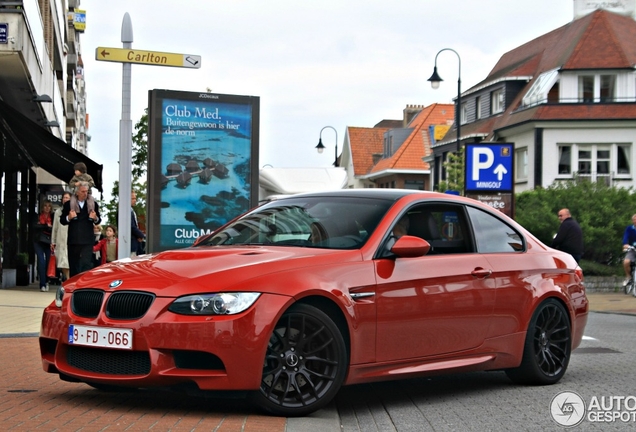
147,90 -> 260,252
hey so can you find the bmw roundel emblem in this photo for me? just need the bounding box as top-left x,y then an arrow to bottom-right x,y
109,280 -> 123,289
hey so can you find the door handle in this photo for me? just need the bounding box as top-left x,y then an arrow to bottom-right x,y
471,268 -> 492,278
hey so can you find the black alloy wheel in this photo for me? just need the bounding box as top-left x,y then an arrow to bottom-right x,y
251,303 -> 348,417
506,298 -> 571,385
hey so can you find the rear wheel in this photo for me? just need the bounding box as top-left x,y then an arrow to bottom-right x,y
506,299 -> 571,385
250,303 -> 348,417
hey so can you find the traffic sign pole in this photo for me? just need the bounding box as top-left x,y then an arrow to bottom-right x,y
118,13 -> 133,260
96,13 -> 201,258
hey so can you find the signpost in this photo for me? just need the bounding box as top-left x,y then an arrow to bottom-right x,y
96,47 -> 201,68
465,143 -> 515,217
96,13 -> 201,259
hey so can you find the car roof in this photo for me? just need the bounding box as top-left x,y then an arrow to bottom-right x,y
274,189 -> 448,201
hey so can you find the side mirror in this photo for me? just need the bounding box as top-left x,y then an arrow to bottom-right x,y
391,235 -> 431,258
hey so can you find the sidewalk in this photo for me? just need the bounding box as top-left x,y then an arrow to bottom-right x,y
1,283 -> 635,336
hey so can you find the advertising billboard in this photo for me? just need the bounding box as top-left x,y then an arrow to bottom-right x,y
147,90 -> 260,252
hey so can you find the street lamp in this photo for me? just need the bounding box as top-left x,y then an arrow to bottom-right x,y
316,126 -> 339,167
428,48 -> 461,153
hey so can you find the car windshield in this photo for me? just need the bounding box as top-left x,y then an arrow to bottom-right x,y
196,196 -> 393,249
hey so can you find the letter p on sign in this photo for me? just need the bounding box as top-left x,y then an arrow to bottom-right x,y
472,148 -> 494,180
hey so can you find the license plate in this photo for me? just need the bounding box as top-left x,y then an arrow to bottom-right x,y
68,325 -> 133,350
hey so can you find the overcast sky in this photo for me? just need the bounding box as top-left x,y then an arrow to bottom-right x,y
81,0 -> 576,199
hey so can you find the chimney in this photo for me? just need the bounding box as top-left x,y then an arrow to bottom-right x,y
573,0 -> 636,20
403,104 -> 424,127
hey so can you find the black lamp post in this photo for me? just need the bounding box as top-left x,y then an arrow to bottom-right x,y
316,126 -> 339,167
428,48 -> 461,154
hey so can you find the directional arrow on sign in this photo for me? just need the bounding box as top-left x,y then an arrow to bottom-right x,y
493,164 -> 508,181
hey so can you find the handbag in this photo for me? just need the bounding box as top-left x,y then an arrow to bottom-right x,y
39,231 -> 52,244
47,251 -> 57,278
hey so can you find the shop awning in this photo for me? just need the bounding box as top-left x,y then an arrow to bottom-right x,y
0,99 -> 103,192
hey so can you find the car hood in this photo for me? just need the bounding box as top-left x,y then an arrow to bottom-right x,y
67,246 -> 358,294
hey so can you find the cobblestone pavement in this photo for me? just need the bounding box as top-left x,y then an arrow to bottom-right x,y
2,284 -> 635,431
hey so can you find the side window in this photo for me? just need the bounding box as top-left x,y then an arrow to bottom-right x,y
467,206 -> 524,253
405,204 -> 472,254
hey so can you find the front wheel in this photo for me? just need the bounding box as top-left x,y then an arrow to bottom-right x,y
629,266 -> 636,295
250,303 -> 348,417
505,299 -> 571,385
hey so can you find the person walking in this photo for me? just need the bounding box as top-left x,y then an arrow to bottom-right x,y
60,182 -> 101,277
131,191 -> 146,256
51,192 -> 71,282
33,200 -> 53,291
93,225 -> 119,265
551,208 -> 584,263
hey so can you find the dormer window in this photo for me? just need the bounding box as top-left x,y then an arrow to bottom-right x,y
491,89 -> 504,114
522,68 -> 559,107
579,76 -> 594,102
577,74 -> 616,102
460,102 -> 468,124
475,96 -> 482,119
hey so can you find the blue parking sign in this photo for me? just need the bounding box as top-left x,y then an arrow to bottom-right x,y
0,24 -> 8,44
465,143 -> 514,192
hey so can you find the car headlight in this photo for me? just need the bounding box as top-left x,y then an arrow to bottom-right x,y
168,292 -> 261,315
55,285 -> 65,308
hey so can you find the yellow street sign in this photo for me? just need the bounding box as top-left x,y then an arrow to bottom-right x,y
95,47 -> 201,68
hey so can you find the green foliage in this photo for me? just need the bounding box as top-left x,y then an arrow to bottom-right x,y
515,177 -> 636,264
578,259 -> 623,277
17,252 -> 28,266
103,110 -> 148,227
436,148 -> 464,195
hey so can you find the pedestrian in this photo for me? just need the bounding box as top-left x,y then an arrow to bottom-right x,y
92,224 -> 103,268
50,192 -> 71,282
60,181 -> 101,277
33,200 -> 53,291
93,225 -> 119,265
68,162 -> 95,194
621,214 -> 636,286
131,191 -> 146,256
551,208 -> 583,263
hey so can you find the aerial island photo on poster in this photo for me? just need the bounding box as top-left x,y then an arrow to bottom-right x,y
148,91 -> 259,251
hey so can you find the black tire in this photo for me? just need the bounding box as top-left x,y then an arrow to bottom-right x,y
505,298 -> 571,385
250,303 -> 348,417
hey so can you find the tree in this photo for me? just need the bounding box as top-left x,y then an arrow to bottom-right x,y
436,148 -> 464,194
103,110 -> 148,228
515,176 -> 636,265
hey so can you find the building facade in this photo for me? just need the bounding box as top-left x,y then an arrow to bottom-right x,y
0,0 -> 100,284
430,4 -> 636,194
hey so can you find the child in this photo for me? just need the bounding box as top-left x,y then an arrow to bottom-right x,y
93,225 -> 119,265
69,162 -> 95,194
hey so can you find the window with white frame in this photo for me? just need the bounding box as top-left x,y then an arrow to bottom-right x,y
515,147 -> 528,181
578,75 -> 594,102
577,74 -> 617,103
618,145 -> 631,174
491,89 -> 504,114
558,145 -> 572,174
557,143 -> 631,181
461,102 -> 468,124
475,96 -> 482,119
600,75 -> 616,102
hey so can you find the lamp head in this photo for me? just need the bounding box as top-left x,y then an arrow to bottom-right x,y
427,66 -> 443,89
315,138 -> 325,154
